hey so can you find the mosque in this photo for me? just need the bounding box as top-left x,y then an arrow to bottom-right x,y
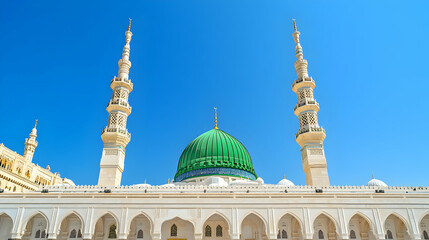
0,20 -> 428,240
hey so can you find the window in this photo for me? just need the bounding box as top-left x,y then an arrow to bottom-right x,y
35,230 -> 41,238
350,230 -> 356,239
77,229 -> 82,238
205,225 -> 212,237
423,230 -> 429,240
70,229 -> 77,238
282,230 -> 288,239
108,224 -> 117,238
137,229 -> 144,239
41,230 -> 46,238
318,230 -> 324,239
277,230 -> 281,239
216,225 -> 222,237
387,230 -> 394,239
171,224 -> 178,237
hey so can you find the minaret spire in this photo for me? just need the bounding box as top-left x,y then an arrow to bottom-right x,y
98,20 -> 134,186
214,107 -> 218,129
291,20 -> 330,186
24,120 -> 39,162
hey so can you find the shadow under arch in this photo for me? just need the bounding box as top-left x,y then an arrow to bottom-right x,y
21,210 -> 50,234
203,212 -> 232,240
0,212 -> 14,240
128,211 -> 154,240
277,212 -> 304,240
312,212 -> 340,240
383,213 -> 411,232
57,211 -> 85,239
161,216 -> 195,240
91,211 -> 120,238
348,212 -> 376,240
241,212 -> 269,240
348,212 -> 375,231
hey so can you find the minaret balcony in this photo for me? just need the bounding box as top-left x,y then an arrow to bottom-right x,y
294,98 -> 320,115
110,77 -> 133,92
295,125 -> 326,146
292,77 -> 315,92
101,127 -> 131,147
106,99 -> 132,115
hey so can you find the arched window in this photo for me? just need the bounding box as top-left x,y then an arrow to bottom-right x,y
282,230 -> 288,239
318,230 -> 324,239
216,225 -> 222,237
423,231 -> 428,240
205,225 -> 212,237
77,229 -> 82,238
137,229 -> 144,238
277,230 -> 281,239
35,230 -> 41,238
387,230 -> 394,239
70,229 -> 77,238
108,224 -> 117,238
350,230 -> 356,239
171,224 -> 178,237
41,230 -> 46,238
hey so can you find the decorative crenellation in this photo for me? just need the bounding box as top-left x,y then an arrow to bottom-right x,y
291,20 -> 329,186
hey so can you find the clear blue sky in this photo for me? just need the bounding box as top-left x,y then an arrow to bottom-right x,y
1,0 -> 428,187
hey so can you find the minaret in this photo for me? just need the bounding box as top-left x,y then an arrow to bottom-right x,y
98,19 -> 134,186
291,20 -> 330,186
24,120 -> 38,162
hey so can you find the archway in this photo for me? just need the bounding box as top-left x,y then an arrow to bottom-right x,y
161,217 -> 195,240
348,214 -> 375,240
313,214 -> 337,240
58,212 -> 83,240
277,214 -> 302,240
0,213 -> 13,240
240,213 -> 268,240
22,213 -> 48,240
128,214 -> 152,240
420,214 -> 429,240
203,213 -> 231,240
384,214 -> 410,240
93,213 -> 119,240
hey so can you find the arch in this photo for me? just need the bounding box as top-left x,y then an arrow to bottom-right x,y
348,212 -> 374,230
128,212 -> 153,240
58,211 -> 84,240
348,212 -> 375,240
92,212 -> 119,239
241,212 -> 268,240
419,214 -> 429,240
127,211 -> 154,234
276,212 -> 304,231
277,213 -> 302,240
384,214 -> 410,240
161,217 -> 195,240
313,213 -> 338,240
22,211 -> 49,240
0,213 -> 14,240
312,212 -> 339,233
91,211 -> 120,235
203,212 -> 232,239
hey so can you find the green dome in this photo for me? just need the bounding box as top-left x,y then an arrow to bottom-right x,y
174,129 -> 257,182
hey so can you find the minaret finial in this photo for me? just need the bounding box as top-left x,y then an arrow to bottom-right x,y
283,174 -> 286,179
293,19 -> 297,32
214,107 -> 218,129
372,174 -> 374,179
34,119 -> 38,128
128,18 -> 132,31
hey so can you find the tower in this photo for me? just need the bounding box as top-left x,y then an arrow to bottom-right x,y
98,19 -> 134,186
24,120 -> 38,162
291,20 -> 330,186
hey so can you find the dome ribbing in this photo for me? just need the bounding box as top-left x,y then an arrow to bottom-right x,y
174,129 -> 257,182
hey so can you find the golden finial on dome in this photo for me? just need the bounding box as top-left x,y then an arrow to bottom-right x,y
214,107 -> 218,129
34,119 -> 38,128
283,174 -> 286,179
128,18 -> 132,31
293,19 -> 297,32
372,174 -> 374,179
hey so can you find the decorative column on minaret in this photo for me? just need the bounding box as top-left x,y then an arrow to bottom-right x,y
98,19 -> 134,186
24,120 -> 38,163
291,20 -> 330,186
